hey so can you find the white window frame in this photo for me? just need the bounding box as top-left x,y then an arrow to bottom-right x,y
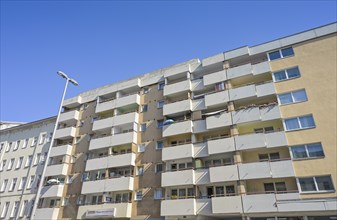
6,142 -> 12,152
1,179 -> 8,192
9,178 -> 17,192
140,104 -> 148,113
1,202 -> 10,218
154,188 -> 163,200
31,137 -> 38,146
7,158 -> 15,170
33,153 -> 41,166
267,47 -> 294,61
290,143 -> 324,160
22,139 -> 28,149
18,177 -> 27,191
296,176 -> 335,193
272,66 -> 301,82
156,141 -> 164,150
13,141 -> 20,151
0,160 -> 6,171
155,163 -> 163,173
10,201 -> 19,218
136,166 -> 144,176
39,134 -> 46,145
277,89 -> 308,105
283,114 -> 315,131
19,200 -> 28,217
15,157 -> 24,169
138,143 -> 146,153
140,123 -> 147,132
27,176 -> 35,189
135,190 -> 143,201
158,82 -> 165,90
25,155 -> 33,168
157,100 -> 164,109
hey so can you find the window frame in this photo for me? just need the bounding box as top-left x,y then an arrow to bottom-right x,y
277,89 -> 308,105
290,143 -> 324,160
268,47 -> 294,61
297,175 -> 335,193
158,82 -> 165,90
272,66 -> 301,82
157,100 -> 165,109
283,114 -> 316,131
156,141 -> 164,150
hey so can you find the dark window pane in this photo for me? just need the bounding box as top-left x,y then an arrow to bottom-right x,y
316,176 -> 334,191
270,152 -> 280,160
264,183 -> 275,193
275,182 -> 287,192
299,115 -> 315,128
281,47 -> 294,57
269,51 -> 281,60
259,154 -> 269,161
273,70 -> 287,81
299,177 -> 316,191
279,93 -> 293,104
291,146 -> 307,158
285,118 -> 300,130
286,67 -> 300,78
307,143 -> 324,157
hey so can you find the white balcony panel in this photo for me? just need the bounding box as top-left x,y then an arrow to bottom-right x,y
212,196 -> 242,214
265,131 -> 288,148
204,90 -> 229,108
54,127 -> 76,140
191,79 -> 204,91
202,53 -> 224,67
163,100 -> 191,116
81,177 -> 134,194
193,120 -> 207,134
252,61 -> 271,75
92,112 -> 139,131
256,82 -> 275,97
270,160 -> 295,178
163,120 -> 192,137
235,133 -> 265,150
225,46 -> 249,60
50,144 -> 73,157
164,64 -> 190,78
207,137 -> 235,155
59,110 -> 79,123
209,165 -> 239,183
203,70 -> 227,86
45,163 -> 69,177
242,194 -> 278,213
89,132 -> 136,151
96,94 -> 140,113
227,63 -> 252,79
85,153 -> 136,171
195,169 -> 210,185
232,108 -> 260,124
35,208 -> 60,220
192,98 -> 206,111
193,142 -> 208,158
162,170 -> 194,187
77,203 -> 132,219
229,85 -> 256,101
260,105 -> 281,121
161,199 -> 196,216
277,196 -> 337,212
63,96 -> 82,108
41,185 -> 64,198
196,199 -> 212,215
206,112 -> 232,130
164,80 -> 191,97
162,144 -> 193,161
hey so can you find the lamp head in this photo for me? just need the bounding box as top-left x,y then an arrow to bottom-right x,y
69,78 -> 79,86
57,71 -> 68,79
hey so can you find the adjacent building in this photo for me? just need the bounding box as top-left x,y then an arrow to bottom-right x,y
1,22 -> 336,220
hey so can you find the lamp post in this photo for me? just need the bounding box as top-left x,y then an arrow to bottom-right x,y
30,71 -> 78,220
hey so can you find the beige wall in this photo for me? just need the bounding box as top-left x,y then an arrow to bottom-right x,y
271,34 -> 337,199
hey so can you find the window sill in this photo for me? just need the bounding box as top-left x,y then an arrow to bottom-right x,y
292,156 -> 325,161
285,126 -> 316,132
279,100 -> 308,106
300,190 -> 335,194
273,75 -> 300,83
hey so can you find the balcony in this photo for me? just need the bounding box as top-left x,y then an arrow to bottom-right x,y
96,94 -> 140,113
192,98 -> 206,111
238,160 -> 295,180
161,199 -> 196,216
85,153 -> 136,171
50,144 -> 73,157
164,80 -> 190,97
92,112 -> 139,131
204,90 -> 229,108
58,110 -> 79,124
89,132 -> 137,151
77,203 -> 132,219
192,120 -> 207,134
163,99 -> 191,116
232,105 -> 280,125
81,177 -> 134,194
227,61 -> 270,80
45,163 -> 69,177
206,112 -> 232,130
41,184 -> 64,198
207,137 -> 235,155
235,131 -> 288,151
162,169 -> 194,187
54,127 -> 76,140
162,143 -> 193,161
34,208 -> 60,220
203,70 -> 227,86
212,196 -> 242,214
191,78 -> 204,92
163,120 -> 192,137
209,165 -> 239,183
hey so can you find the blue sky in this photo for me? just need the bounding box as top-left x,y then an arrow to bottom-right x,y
1,1 -> 336,122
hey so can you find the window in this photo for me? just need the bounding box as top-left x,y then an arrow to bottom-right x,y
154,188 -> 163,200
46,133 -> 53,143
272,66 -> 301,82
278,89 -> 308,105
18,177 -> 27,190
16,157 -> 24,169
7,158 -> 15,170
258,152 -> 280,161
1,179 -> 8,192
143,87 -> 149,94
157,120 -> 164,128
298,176 -> 334,192
33,153 -> 41,166
138,143 -> 146,153
141,104 -> 148,112
19,200 -> 28,217
27,176 -> 35,189
62,197 -> 69,206
39,134 -> 46,145
6,142 -> 12,152
0,143 -> 4,152
10,201 -> 19,218
158,82 -> 165,90
157,100 -> 164,109
31,137 -> 38,146
137,166 -> 144,176
25,155 -> 33,168
135,190 -> 143,200
13,141 -> 20,151
140,123 -> 147,132
9,178 -> 17,191
268,47 -> 294,61
0,160 -> 6,171
291,143 -> 324,159
22,139 -> 28,149
215,82 -> 225,91
264,182 -> 287,193
254,126 -> 274,133
156,141 -> 164,150
155,163 -> 163,173
284,115 -> 315,131
1,202 -> 10,218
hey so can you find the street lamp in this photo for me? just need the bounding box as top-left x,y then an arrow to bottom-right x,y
30,71 -> 78,220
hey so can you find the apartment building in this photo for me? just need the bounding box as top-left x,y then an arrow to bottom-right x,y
1,22 -> 336,220
0,117 -> 55,220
